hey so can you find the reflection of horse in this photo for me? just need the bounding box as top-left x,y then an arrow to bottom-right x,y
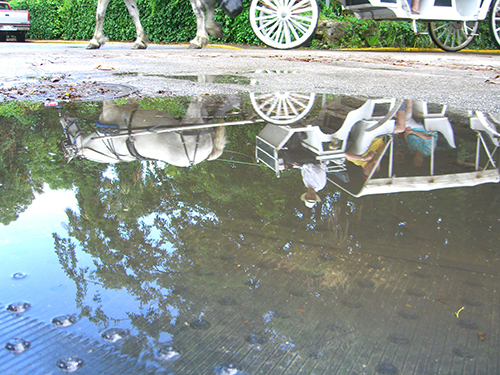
87,0 -> 221,49
62,97 -> 227,167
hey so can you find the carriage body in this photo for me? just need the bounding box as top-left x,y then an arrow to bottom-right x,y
249,0 -> 500,51
340,0 -> 489,22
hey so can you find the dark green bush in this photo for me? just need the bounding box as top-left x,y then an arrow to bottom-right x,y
8,0 -> 497,49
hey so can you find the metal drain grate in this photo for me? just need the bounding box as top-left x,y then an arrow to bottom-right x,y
0,307 -> 156,375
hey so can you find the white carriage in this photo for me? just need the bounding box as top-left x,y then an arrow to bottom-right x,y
249,0 -> 500,51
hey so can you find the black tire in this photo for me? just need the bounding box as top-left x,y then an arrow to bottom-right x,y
0,32 -> 6,42
489,0 -> 500,49
16,32 -> 26,43
428,21 -> 478,52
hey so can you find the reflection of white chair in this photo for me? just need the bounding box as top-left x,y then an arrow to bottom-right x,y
413,101 -> 456,148
255,98 -> 402,176
471,112 -> 500,147
424,117 -> 456,148
347,118 -> 396,156
470,111 -> 499,170
413,101 -> 447,118
301,98 -> 401,157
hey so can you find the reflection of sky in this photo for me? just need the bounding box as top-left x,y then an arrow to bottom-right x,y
0,186 -> 80,322
0,187 -> 158,339
141,213 -> 176,255
0,186 -> 78,245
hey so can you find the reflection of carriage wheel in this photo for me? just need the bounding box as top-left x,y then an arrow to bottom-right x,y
249,0 -> 319,49
250,92 -> 316,124
428,21 -> 478,52
489,0 -> 500,49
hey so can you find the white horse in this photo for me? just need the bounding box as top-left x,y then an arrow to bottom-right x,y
87,0 -> 222,49
61,97 -> 227,167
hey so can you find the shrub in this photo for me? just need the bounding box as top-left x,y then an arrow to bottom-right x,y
10,0 -> 497,50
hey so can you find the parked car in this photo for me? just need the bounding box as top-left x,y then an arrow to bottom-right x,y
0,1 -> 30,42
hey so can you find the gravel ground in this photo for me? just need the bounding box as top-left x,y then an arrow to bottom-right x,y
1,41 -> 499,112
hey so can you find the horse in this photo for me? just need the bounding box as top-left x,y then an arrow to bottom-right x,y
86,0 -> 222,50
61,97 -> 227,167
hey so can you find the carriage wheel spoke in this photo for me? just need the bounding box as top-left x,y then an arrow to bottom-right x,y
429,20 -> 477,52
489,0 -> 500,49
251,92 -> 316,124
250,0 -> 318,49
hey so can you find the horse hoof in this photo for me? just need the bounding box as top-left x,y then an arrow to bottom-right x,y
188,43 -> 203,49
132,43 -> 147,50
212,29 -> 223,39
86,43 -> 101,50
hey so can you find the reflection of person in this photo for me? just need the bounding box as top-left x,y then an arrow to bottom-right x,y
403,126 -> 437,167
395,100 -> 438,167
281,133 -> 327,208
345,137 -> 386,176
299,163 -> 327,208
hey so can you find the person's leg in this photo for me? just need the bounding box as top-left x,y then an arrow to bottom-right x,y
411,0 -> 420,13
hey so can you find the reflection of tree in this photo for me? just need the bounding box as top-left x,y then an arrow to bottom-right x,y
5,95 -> 499,368
52,97 -> 499,339
0,101 -> 107,224
0,104 -> 42,224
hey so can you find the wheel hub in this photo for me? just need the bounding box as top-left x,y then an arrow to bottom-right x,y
277,7 -> 290,20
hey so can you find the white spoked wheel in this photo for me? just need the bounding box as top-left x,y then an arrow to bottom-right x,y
428,21 -> 478,52
250,92 -> 316,125
489,0 -> 500,49
249,0 -> 319,50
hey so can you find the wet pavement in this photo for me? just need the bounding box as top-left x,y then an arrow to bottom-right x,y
1,87 -> 499,374
0,42 -> 499,112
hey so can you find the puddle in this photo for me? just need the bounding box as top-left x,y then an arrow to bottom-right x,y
111,72 -> 252,85
164,74 -> 252,85
0,91 -> 499,374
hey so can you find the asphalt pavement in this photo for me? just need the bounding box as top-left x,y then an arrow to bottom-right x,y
2,41 -> 499,112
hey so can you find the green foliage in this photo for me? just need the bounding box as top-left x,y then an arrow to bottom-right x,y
213,0 -> 261,46
13,0 -> 65,39
314,2 -> 495,50
12,0 -> 497,49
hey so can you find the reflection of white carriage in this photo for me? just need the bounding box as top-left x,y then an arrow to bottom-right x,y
249,0 -> 500,51
256,97 -> 404,176
255,94 -> 500,197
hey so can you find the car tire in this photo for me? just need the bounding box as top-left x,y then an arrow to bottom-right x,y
16,32 -> 26,42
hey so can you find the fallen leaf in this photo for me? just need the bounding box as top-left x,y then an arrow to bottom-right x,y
96,65 -> 115,71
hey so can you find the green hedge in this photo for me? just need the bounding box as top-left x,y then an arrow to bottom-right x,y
10,0 -> 260,44
8,0 -> 497,49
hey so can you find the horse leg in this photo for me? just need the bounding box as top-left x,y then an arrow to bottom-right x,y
180,96 -> 208,125
207,127 -> 226,160
189,0 -> 210,49
87,0 -> 110,49
99,99 -> 139,128
123,0 -> 149,49
205,0 -> 223,39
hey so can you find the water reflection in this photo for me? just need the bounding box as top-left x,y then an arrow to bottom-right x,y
0,92 -> 499,374
61,96 -> 239,166
256,96 -> 499,197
